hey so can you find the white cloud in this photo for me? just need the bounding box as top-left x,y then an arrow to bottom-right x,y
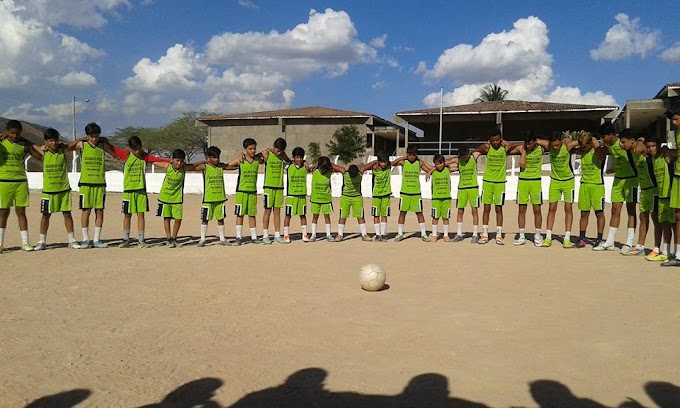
661,42 -> 680,62
2,100 -> 89,124
14,0 -> 131,29
51,71 -> 97,86
237,0 -> 257,9
590,13 -> 660,61
393,45 -> 414,52
370,34 -> 387,48
372,81 -> 387,90
420,16 -> 617,108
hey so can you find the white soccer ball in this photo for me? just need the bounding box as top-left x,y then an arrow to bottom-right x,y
359,264 -> 386,292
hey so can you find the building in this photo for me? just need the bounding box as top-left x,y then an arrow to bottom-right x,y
616,82 -> 679,145
197,106 -> 414,162
395,100 -> 619,155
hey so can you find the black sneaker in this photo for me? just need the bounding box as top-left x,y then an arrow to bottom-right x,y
660,257 -> 680,267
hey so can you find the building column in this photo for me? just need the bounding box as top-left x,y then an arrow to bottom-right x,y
403,121 -> 409,154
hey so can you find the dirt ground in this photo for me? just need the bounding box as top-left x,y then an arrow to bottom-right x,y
1,193 -> 679,408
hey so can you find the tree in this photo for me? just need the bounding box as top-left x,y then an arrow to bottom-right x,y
326,125 -> 366,164
474,83 -> 508,103
307,142 -> 321,164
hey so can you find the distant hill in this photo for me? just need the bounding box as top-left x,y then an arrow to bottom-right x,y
0,117 -> 51,145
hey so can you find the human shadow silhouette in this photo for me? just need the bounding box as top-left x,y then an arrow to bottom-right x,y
229,368 -> 329,408
529,380 -> 606,408
395,373 -> 489,408
644,381 -> 680,408
138,377 -> 223,408
24,389 -> 90,408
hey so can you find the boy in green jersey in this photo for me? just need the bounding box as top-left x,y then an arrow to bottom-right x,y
425,154 -> 454,242
309,156 -> 336,242
662,109 -> 680,266
594,125 -> 639,252
112,136 -> 170,248
227,138 -> 263,245
335,163 -> 374,242
629,137 -> 658,256
475,127 -> 522,245
515,132 -> 545,246
154,149 -> 202,248
70,122 -> 119,249
261,138 -> 290,244
575,132 -> 608,248
194,146 -> 237,247
450,146 -> 480,243
391,145 -> 432,242
369,153 -> 392,242
534,132 -> 580,248
34,128 -> 82,250
283,147 -> 310,243
0,120 -> 43,252
648,144 -> 674,261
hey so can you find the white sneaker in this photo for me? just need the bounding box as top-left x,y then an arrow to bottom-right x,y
593,242 -> 615,251
68,241 -> 82,249
34,242 -> 47,251
513,237 -> 526,246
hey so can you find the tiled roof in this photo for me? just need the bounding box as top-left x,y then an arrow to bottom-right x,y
198,106 -> 375,120
397,100 -> 618,115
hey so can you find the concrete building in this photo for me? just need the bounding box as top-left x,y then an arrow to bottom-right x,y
395,100 -> 619,155
616,82 -> 679,145
197,106 -> 414,162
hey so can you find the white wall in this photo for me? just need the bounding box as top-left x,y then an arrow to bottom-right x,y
27,171 -> 617,202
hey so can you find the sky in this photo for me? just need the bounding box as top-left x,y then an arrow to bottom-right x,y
1,0 -> 679,138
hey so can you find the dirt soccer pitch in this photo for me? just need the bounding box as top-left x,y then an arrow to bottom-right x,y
1,193 -> 679,407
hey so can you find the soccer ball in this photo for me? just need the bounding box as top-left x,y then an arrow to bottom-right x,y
359,264 -> 386,292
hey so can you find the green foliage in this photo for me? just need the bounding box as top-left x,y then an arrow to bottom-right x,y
307,142 -> 321,163
326,125 -> 366,164
474,83 -> 509,103
561,130 -> 587,141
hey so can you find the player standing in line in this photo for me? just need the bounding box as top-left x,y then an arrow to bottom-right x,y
194,146 -> 235,247
648,144 -> 674,261
391,145 -> 431,242
450,145 -> 480,243
370,153 -> 392,242
594,126 -> 638,252
574,131 -> 608,248
426,154 -> 454,242
227,138 -> 263,245
514,132 -> 544,246
335,163 -> 374,242
34,128 -> 81,250
0,120 -> 43,252
283,147 -> 310,243
309,156 -> 335,242
475,127 -> 521,245
662,109 -> 680,266
261,138 -> 290,244
629,136 -> 658,256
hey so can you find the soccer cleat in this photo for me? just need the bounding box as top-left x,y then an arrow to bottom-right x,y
137,241 -> 149,248
309,234 -> 317,242
661,257 -> 680,267
513,237 -> 526,246
219,239 -> 230,246
326,235 -> 334,242
628,245 -> 644,256
452,234 -> 464,243
233,238 -> 243,246
593,241 -> 615,251
22,244 -> 34,252
274,237 -> 286,244
647,252 -> 668,262
118,239 -> 130,248
68,241 -> 82,249
283,235 -> 291,243
477,234 -> 488,244
495,236 -> 505,245
166,240 -> 174,247
534,239 -> 543,247
93,240 -> 108,248
361,234 -> 372,242
79,240 -> 91,249
302,234 -> 310,242
430,234 -> 438,243
394,234 -> 404,242
167,240 -> 177,248
575,239 -> 587,249
562,239 -> 573,249
619,245 -> 632,255
421,235 -> 430,242
471,236 -> 479,244
196,240 -> 207,247
262,236 -> 272,245
34,242 -> 47,251
442,235 -> 451,242
541,238 -> 552,247
251,238 -> 264,245
334,234 -> 343,242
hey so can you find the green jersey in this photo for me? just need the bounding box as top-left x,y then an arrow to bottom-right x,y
0,138 -> 28,181
372,167 -> 391,198
579,149 -> 603,185
286,164 -> 307,197
236,156 -> 259,193
636,154 -> 656,190
457,156 -> 478,189
123,153 -> 146,192
159,164 -> 185,204
43,147 -> 70,193
79,141 -> 106,186
483,145 -> 506,183
342,172 -> 362,197
654,156 -> 672,198
607,139 -> 636,179
203,163 -> 226,203
549,144 -> 574,181
520,146 -> 543,180
431,168 -> 451,199
264,152 -> 285,189
311,169 -> 331,204
401,159 -> 421,195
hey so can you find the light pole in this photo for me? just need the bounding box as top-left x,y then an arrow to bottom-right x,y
72,96 -> 90,141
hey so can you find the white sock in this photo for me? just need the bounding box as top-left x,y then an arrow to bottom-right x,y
535,230 -> 542,240
200,224 -> 208,240
262,229 -> 269,239
123,229 -> 130,241
443,224 -> 449,236
39,233 -> 46,244
311,223 -> 317,236
0,227 -> 4,246
250,228 -> 257,240
325,224 -> 331,237
432,224 -> 438,236
626,228 -> 635,246
67,232 -> 76,244
20,230 -> 29,245
473,225 -> 479,237
676,244 -> 680,256
419,223 -> 427,237
274,231 -> 280,238
284,226 -> 290,236
606,227 -> 617,245
565,231 -> 571,241
519,229 -> 525,239
218,225 -> 225,241
359,223 -> 366,236
373,223 -> 379,234
457,222 -> 463,236
662,242 -> 669,255
398,224 -> 404,235
236,225 -> 243,238
338,224 -> 345,236
82,228 -> 89,242
380,222 -> 387,236
482,225 -> 488,235
94,227 -> 102,242
546,230 -> 552,240
301,225 -> 307,235
138,231 -> 145,242
496,226 -> 503,235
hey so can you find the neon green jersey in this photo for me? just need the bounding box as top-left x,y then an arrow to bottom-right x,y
431,168 -> 451,199
0,139 -> 28,181
372,166 -> 391,198
123,153 -> 146,192
654,156 -> 672,198
237,156 -> 259,193
79,141 -> 106,186
457,156 -> 478,189
636,154 -> 656,189
549,144 -> 574,181
203,163 -> 226,203
159,165 -> 185,204
264,152 -> 284,189
520,146 -> 542,180
401,159 -> 421,194
607,139 -> 636,179
311,169 -> 331,203
483,146 -> 506,183
286,164 -> 307,197
42,148 -> 70,193
579,149 -> 603,185
342,172 -> 362,197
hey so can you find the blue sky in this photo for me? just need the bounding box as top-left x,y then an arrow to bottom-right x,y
1,0 -> 678,137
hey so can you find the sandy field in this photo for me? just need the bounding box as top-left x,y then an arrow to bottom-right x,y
1,193 -> 679,407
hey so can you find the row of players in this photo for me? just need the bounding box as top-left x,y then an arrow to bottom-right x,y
1,112 -> 680,265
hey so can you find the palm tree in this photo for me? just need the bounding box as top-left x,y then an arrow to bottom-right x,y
474,83 -> 508,103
